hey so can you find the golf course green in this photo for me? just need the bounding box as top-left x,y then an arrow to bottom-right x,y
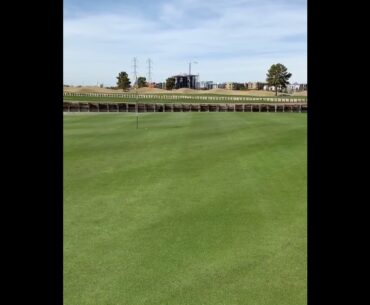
64,112 -> 307,305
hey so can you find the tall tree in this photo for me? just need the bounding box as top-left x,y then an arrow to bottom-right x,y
116,72 -> 131,91
137,77 -> 148,88
266,63 -> 292,96
166,77 -> 175,90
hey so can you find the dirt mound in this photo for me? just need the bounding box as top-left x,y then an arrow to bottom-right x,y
292,91 -> 307,96
63,85 -> 304,97
134,87 -> 168,94
172,88 -> 199,94
64,86 -> 170,94
64,86 -> 121,93
207,89 -> 276,96
207,88 -> 230,95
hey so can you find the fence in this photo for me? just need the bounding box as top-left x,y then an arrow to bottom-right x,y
63,102 -> 308,113
63,92 -> 307,103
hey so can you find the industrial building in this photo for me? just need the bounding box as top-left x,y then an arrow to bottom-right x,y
171,74 -> 199,89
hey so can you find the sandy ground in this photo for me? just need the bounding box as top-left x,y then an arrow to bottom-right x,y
292,91 -> 307,96
64,86 -> 307,96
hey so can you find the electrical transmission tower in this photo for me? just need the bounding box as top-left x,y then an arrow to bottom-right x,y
132,57 -> 138,89
147,58 -> 152,84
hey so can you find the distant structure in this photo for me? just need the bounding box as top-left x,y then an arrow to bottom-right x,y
264,85 -> 281,92
299,83 -> 307,91
197,81 -> 213,90
171,73 -> 199,89
266,82 -> 307,93
154,82 -> 166,89
225,82 -> 247,90
286,82 -> 300,93
247,82 -> 265,90
225,82 -> 236,90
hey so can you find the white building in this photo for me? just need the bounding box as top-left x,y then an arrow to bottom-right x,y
197,81 -> 214,90
287,82 -> 300,92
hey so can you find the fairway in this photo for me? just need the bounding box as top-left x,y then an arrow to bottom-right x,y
64,113 -> 307,305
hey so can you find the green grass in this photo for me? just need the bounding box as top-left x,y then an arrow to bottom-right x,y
63,95 -> 306,104
64,113 -> 307,305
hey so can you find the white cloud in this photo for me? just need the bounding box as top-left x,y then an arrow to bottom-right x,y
64,0 -> 306,85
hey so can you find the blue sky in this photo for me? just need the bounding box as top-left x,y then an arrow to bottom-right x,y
64,0 -> 307,86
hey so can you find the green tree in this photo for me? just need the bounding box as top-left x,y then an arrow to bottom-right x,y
116,71 -> 131,91
137,77 -> 148,88
266,63 -> 292,96
166,77 -> 175,90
